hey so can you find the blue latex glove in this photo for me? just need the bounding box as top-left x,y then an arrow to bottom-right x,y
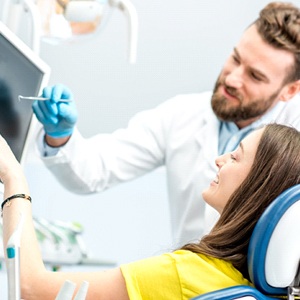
32,84 -> 78,138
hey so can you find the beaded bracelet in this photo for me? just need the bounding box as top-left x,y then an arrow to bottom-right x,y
1,194 -> 32,212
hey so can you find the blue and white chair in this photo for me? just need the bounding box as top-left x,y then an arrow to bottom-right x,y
192,184 -> 300,300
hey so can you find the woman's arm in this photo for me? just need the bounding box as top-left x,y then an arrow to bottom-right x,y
0,135 -> 129,300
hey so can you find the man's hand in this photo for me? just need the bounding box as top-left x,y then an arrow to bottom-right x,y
32,84 -> 78,146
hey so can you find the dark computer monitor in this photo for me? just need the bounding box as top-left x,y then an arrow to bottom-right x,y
0,21 -> 50,165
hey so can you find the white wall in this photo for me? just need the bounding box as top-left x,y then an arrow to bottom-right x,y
1,0 -> 299,291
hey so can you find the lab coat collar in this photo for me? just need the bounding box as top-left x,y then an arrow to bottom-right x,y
195,105 -> 219,163
194,99 -> 287,163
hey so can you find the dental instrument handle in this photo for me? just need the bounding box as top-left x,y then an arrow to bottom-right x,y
18,95 -> 72,102
55,280 -> 76,300
6,213 -> 24,300
7,246 -> 20,300
74,281 -> 89,300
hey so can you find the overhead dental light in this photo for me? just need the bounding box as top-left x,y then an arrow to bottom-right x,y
1,0 -> 138,63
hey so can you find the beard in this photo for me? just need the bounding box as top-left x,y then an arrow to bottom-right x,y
211,76 -> 281,122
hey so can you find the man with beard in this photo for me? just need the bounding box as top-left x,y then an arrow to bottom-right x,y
33,2 -> 300,246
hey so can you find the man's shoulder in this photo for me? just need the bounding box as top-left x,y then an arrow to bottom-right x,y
275,93 -> 300,128
134,91 -> 215,126
162,91 -> 213,112
285,93 -> 300,108
173,90 -> 212,104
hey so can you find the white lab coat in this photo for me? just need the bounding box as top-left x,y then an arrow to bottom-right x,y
38,91 -> 300,246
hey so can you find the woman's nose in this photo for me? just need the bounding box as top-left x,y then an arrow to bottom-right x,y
215,155 -> 226,169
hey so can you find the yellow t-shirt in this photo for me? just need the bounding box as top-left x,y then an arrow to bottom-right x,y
121,249 -> 252,300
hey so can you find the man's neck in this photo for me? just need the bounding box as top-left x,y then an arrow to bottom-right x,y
235,116 -> 260,129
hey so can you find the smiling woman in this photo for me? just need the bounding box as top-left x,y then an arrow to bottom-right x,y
202,128 -> 263,213
183,123 -> 300,282
2,123 -> 300,299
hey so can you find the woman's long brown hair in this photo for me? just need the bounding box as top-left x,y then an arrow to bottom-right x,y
181,124 -> 300,279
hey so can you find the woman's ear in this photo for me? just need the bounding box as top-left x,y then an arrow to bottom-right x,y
280,80 -> 300,102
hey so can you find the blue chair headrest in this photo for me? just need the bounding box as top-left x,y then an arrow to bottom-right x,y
248,184 -> 300,295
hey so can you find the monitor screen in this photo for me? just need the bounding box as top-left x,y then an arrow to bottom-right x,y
0,22 -> 50,164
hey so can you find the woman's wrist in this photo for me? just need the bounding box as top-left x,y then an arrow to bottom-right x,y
1,173 -> 29,197
1,193 -> 32,215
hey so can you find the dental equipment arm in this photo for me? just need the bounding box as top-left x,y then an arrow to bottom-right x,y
2,0 -> 41,53
109,0 -> 138,63
2,0 -> 138,62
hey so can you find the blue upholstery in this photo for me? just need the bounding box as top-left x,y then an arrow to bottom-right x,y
248,184 -> 300,295
192,184 -> 300,300
192,285 -> 274,300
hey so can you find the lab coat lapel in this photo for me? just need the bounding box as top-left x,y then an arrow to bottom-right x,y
195,108 -> 219,166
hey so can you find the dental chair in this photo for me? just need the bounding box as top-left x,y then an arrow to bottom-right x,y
192,184 -> 300,300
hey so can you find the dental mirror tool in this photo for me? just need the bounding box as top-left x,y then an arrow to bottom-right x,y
18,95 -> 71,102
6,213 -> 25,300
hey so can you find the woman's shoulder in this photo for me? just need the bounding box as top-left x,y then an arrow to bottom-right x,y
170,250 -> 252,290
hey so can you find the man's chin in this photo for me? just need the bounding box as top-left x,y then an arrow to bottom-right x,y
212,106 -> 243,122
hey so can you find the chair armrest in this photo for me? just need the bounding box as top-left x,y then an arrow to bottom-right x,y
191,285 -> 275,300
